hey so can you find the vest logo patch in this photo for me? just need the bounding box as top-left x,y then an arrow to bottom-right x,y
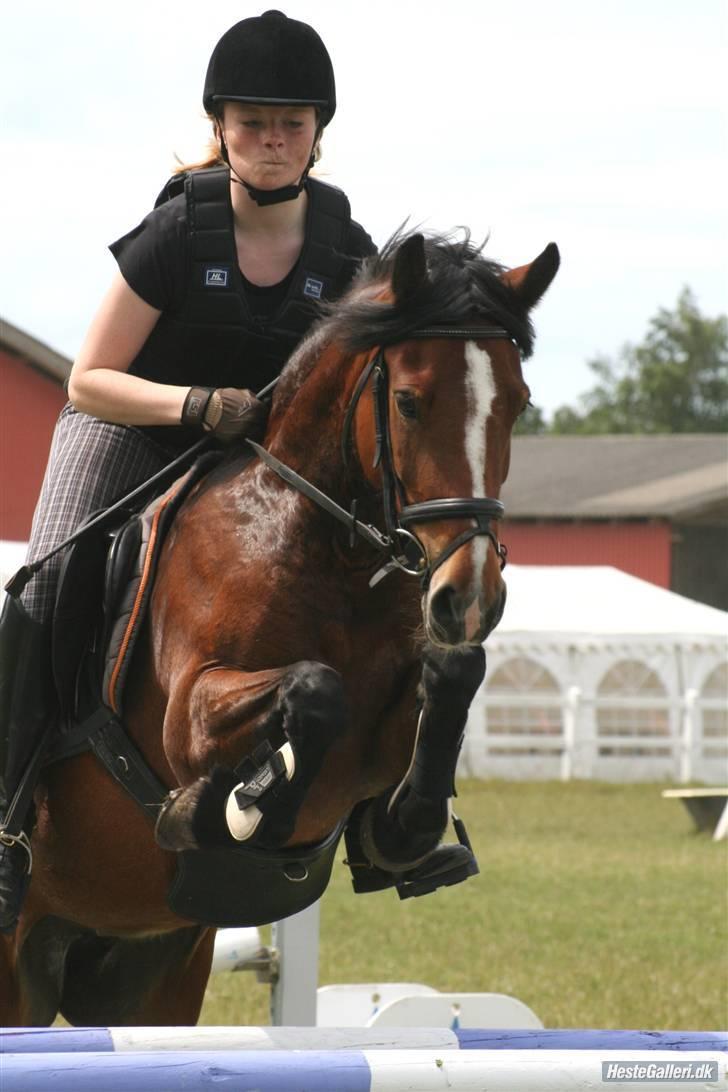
303,276 -> 324,300
204,266 -> 229,287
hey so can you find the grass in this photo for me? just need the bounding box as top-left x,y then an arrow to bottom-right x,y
199,780 -> 728,1030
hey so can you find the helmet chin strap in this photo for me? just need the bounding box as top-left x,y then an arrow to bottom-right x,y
218,129 -> 316,207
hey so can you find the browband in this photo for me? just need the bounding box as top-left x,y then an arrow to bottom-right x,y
407,325 -> 513,340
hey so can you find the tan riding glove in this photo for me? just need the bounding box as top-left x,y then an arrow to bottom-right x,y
181,387 -> 268,444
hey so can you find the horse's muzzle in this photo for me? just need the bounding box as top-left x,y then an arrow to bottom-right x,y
425,581 -> 506,647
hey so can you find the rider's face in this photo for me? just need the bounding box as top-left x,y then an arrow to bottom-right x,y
219,103 -> 318,191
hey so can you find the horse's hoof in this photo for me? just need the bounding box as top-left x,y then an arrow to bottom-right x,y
155,767 -> 239,851
155,782 -> 208,851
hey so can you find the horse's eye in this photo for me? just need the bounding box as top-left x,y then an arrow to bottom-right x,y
394,391 -> 418,420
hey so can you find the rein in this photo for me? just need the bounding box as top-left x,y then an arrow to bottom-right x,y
251,325 -> 512,590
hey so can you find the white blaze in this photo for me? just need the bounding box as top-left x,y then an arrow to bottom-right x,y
463,341 -> 497,604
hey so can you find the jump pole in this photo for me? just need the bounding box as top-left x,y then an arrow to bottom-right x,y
1,1027 -> 725,1054
0,1046 -> 725,1091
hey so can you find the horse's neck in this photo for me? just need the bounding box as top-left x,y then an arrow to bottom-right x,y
262,347 -> 396,589
268,345 -> 358,498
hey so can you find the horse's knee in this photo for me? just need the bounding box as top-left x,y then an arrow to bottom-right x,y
279,662 -> 346,740
420,645 -> 485,708
156,663 -> 347,853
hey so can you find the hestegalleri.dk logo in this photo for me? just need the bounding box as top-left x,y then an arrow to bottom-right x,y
602,1059 -> 720,1082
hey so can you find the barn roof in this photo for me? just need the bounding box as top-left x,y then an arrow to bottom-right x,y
502,435 -> 728,521
0,316 -> 72,384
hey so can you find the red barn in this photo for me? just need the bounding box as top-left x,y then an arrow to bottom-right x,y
501,435 -> 728,611
1,318 -> 70,541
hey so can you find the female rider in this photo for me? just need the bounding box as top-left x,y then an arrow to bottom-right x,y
0,10 -> 375,931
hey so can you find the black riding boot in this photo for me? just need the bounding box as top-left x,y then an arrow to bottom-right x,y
0,594 -> 54,932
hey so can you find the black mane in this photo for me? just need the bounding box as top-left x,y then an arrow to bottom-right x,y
272,230 -> 535,416
323,229 -> 535,357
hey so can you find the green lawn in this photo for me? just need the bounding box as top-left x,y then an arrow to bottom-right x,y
200,780 -> 728,1030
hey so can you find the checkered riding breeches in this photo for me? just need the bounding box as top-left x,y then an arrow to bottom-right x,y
21,404 -> 168,622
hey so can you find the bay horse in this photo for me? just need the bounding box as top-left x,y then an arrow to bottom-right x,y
0,230 -> 558,1026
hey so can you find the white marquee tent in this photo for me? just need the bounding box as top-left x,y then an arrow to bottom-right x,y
464,566 -> 728,784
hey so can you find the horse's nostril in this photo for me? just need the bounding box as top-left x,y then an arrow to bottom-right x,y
429,584 -> 461,630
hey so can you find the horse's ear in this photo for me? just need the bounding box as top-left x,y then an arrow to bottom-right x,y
501,243 -> 560,309
391,234 -> 428,303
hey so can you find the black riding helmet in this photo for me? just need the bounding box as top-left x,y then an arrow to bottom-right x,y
204,10 -> 336,205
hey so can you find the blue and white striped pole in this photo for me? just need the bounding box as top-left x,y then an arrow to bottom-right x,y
1,1026 -> 725,1054
0,1047 -> 725,1092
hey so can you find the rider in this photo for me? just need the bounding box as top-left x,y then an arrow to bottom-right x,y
0,10 -> 376,931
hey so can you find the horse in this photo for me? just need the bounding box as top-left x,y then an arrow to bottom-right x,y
0,230 -> 559,1026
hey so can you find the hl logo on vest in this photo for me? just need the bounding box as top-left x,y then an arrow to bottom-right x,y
303,276 -> 324,300
204,267 -> 229,288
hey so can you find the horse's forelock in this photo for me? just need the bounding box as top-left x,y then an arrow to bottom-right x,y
320,229 -> 536,357
272,229 -> 535,417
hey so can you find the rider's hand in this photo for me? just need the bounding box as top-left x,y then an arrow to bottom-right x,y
181,387 -> 268,444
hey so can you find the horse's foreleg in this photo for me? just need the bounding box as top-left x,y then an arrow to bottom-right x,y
0,935 -> 21,1024
156,661 -> 347,852
358,644 -> 485,872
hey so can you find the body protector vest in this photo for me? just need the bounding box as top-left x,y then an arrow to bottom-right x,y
129,167 -> 360,446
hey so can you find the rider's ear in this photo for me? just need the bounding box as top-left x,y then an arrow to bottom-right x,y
501,242 -> 560,309
392,234 -> 428,303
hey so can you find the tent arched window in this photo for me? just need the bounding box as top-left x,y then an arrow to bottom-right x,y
486,657 -> 562,754
701,663 -> 728,760
596,660 -> 670,756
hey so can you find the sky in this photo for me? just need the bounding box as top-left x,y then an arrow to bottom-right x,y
2,0 -> 726,417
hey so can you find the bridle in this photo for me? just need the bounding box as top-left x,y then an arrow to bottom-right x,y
248,325 -> 514,589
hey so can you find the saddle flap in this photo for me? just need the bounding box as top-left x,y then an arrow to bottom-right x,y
102,517 -> 143,654
52,511 -> 126,717
103,452 -> 223,716
51,451 -> 223,723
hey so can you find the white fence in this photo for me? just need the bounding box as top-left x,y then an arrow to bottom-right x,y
464,672 -> 727,784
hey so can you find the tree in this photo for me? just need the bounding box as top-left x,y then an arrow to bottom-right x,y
550,288 -> 728,434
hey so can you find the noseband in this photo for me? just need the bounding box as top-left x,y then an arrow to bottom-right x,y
249,326 -> 513,589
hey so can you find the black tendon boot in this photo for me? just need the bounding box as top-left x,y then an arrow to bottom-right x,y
0,594 -> 54,931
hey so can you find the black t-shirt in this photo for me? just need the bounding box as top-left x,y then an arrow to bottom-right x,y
239,265 -> 298,318
109,195 -> 189,312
